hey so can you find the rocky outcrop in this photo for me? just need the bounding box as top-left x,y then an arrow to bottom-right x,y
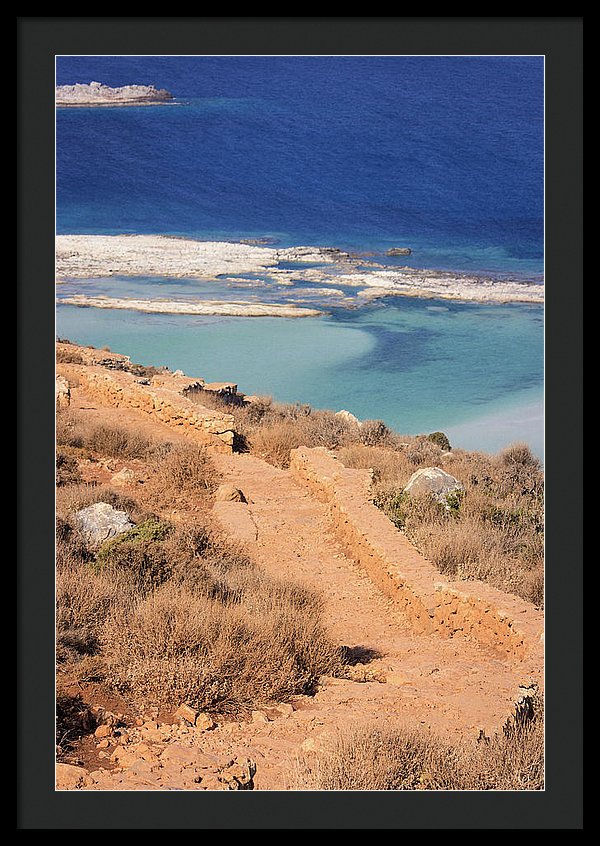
55,234 -> 544,304
56,81 -> 173,107
289,446 -> 544,665
404,466 -> 464,503
55,375 -> 70,410
58,294 -> 324,319
74,502 -> 134,546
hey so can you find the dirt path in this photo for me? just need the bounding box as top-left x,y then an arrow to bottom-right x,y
59,386 -> 540,791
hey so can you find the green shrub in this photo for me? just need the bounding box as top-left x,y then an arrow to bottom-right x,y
94,519 -> 174,589
427,431 -> 451,451
444,489 -> 464,515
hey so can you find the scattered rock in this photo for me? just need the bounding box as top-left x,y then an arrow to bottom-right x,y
110,467 -> 135,486
215,484 -> 247,503
110,746 -> 141,769
403,467 -> 464,503
386,247 -> 412,256
96,738 -> 110,749
74,502 -> 134,546
55,376 -> 71,409
140,721 -> 163,743
94,724 -> 113,739
195,712 -> 215,731
55,763 -> 93,790
174,704 -> 198,725
251,710 -> 270,724
273,703 -> 294,717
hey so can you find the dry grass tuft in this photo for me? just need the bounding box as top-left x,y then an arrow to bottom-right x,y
56,408 -> 159,461
101,559 -> 341,713
295,698 -> 544,791
143,441 -> 220,505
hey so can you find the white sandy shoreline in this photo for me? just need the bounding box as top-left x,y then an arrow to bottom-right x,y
56,234 -> 544,308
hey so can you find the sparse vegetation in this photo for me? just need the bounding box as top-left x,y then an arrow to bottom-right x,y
56,409 -> 159,460
54,342 -> 544,790
56,346 -> 85,365
55,407 -> 342,715
295,697 -> 544,790
188,392 -> 394,468
340,440 -> 544,606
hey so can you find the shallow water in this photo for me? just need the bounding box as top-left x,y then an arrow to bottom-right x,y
56,295 -> 544,458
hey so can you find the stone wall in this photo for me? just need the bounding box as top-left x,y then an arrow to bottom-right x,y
290,446 -> 544,664
59,363 -> 235,453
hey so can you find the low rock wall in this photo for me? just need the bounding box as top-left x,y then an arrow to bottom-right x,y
60,364 -> 235,453
290,446 -> 544,663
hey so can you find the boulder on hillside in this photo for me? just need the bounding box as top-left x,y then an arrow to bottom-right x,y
335,409 -> 361,427
403,467 -> 463,503
74,502 -> 134,546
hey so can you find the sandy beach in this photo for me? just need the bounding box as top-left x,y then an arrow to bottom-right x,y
56,234 -> 544,308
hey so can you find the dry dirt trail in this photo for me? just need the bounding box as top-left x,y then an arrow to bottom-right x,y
59,374 -> 542,791
207,452 -> 540,788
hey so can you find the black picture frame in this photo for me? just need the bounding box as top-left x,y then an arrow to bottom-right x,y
18,16 -> 583,830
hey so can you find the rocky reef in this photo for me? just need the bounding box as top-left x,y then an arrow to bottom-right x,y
56,81 -> 173,107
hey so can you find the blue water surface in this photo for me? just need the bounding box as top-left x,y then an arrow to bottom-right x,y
55,55 -> 544,457
57,55 -> 543,277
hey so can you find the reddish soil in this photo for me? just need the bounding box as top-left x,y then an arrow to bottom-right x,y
57,380 -> 542,791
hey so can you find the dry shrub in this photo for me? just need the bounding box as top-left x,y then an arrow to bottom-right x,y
94,519 -> 175,591
56,693 -> 96,759
295,700 -> 544,791
56,407 -> 162,460
144,441 -> 220,504
56,448 -> 82,487
189,393 -> 392,468
297,724 -> 457,791
56,409 -> 86,449
102,579 -> 341,713
84,424 -> 156,460
101,527 -> 342,712
56,559 -> 131,663
248,420 -> 307,469
56,347 -> 84,365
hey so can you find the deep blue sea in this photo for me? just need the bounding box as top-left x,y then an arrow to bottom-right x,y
56,55 -> 544,457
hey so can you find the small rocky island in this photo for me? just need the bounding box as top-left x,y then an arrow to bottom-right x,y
56,81 -> 173,107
